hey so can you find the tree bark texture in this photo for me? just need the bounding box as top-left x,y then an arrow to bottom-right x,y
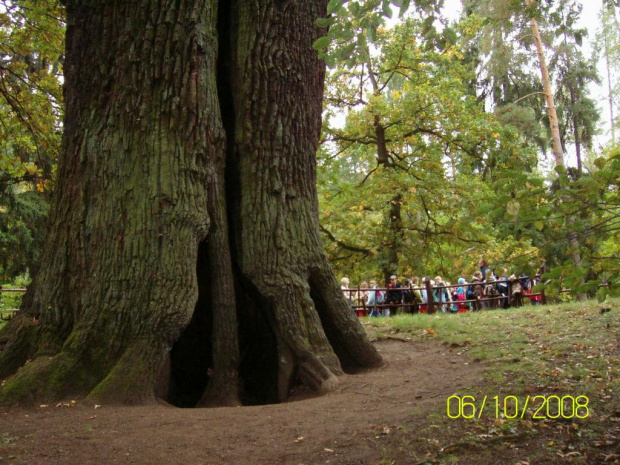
228,0 -> 381,399
0,0 -> 381,406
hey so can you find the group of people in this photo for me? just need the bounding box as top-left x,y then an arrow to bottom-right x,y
340,260 -> 542,317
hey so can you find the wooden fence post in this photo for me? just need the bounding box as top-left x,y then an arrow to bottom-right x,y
505,280 -> 510,308
425,279 -> 435,314
361,286 -> 366,315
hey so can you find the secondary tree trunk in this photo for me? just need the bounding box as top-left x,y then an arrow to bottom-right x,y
0,0 -> 381,406
603,29 -> 616,145
527,0 -> 585,301
527,0 -> 564,168
365,54 -> 401,283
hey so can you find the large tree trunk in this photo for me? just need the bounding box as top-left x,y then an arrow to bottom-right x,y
0,0 -> 381,406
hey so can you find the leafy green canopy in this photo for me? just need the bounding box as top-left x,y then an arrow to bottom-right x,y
0,0 -> 64,192
0,0 -> 63,278
318,15 -> 540,283
490,148 -> 620,300
594,2 -> 620,144
463,0 -> 599,168
0,186 -> 48,279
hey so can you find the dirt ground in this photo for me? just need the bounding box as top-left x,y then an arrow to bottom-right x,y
0,340 -> 481,465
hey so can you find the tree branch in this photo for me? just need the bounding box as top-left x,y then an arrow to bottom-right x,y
319,225 -> 372,255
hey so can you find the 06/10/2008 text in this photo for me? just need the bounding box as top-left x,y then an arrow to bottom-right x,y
446,395 -> 589,420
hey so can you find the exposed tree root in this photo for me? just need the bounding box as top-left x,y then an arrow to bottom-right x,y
88,341 -> 167,404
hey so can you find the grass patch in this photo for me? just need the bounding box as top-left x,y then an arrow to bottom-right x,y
362,299 -> 620,464
0,288 -> 23,329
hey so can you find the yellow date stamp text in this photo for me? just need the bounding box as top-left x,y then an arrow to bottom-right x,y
446,395 -> 590,420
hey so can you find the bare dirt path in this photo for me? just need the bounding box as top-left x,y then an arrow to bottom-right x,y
0,340 -> 481,464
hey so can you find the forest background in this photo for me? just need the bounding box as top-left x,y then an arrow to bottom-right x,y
1,0 -> 620,301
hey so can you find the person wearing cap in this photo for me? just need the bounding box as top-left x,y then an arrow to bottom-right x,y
386,275 -> 402,315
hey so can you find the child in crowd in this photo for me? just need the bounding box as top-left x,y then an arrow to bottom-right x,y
411,277 -> 423,311
483,271 -> 500,309
470,271 -> 484,311
367,280 -> 379,317
433,276 -> 452,313
456,278 -> 468,312
509,275 -> 524,307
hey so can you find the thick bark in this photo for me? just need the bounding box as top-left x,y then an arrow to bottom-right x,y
0,0 -> 381,406
0,0 -> 230,404
228,0 -> 381,399
379,194 -> 402,285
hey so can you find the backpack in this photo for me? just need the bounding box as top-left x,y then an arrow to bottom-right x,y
470,279 -> 483,298
485,284 -> 499,296
520,276 -> 532,291
376,291 -> 385,304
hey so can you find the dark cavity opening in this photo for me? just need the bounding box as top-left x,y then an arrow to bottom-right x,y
216,0 -> 236,153
236,282 -> 280,405
167,239 -> 213,407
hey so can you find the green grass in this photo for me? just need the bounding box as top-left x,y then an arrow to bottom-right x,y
0,290 -> 23,329
362,299 -> 620,464
365,300 -> 619,393
0,292 -> 22,328
0,290 -> 22,309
